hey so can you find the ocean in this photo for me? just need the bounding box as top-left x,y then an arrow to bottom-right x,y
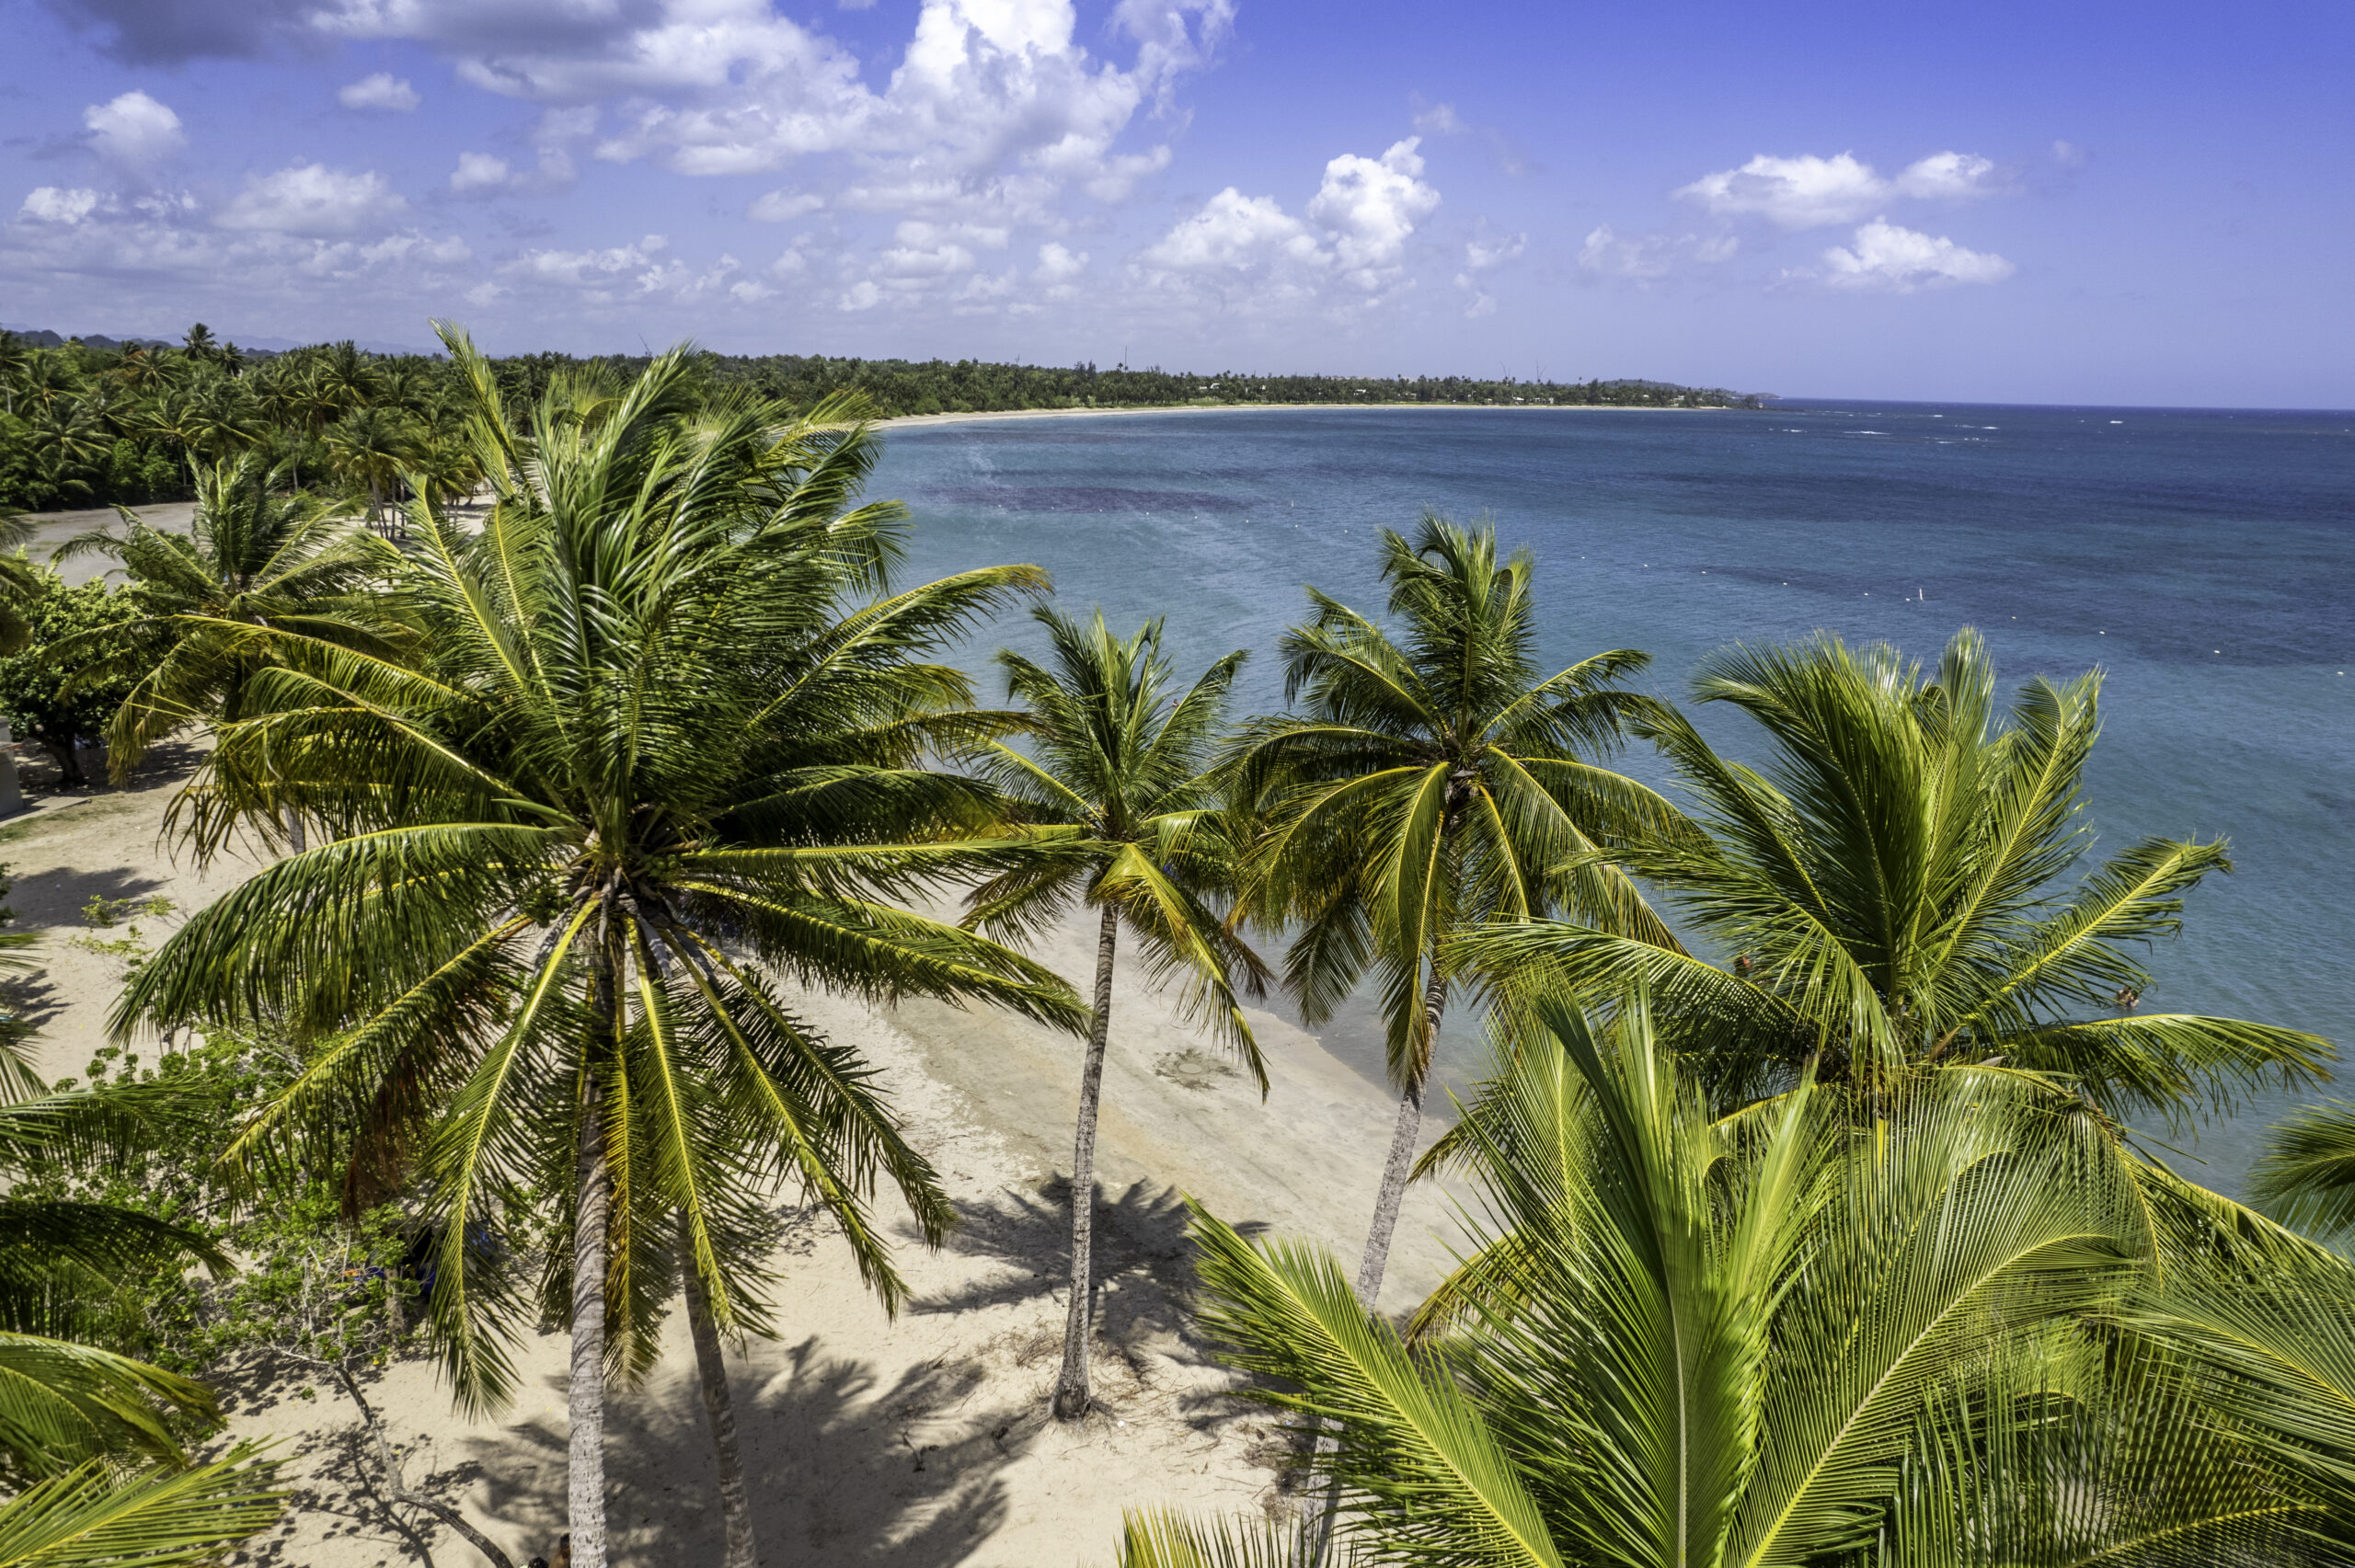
868,401 -> 2355,1197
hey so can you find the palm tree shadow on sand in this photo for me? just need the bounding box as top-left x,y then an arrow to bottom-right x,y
921,1179 -> 1270,1421
456,1341 -> 1017,1566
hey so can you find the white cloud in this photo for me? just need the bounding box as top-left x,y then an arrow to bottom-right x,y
1462,231 -> 1525,272
85,91 -> 185,165
1677,149 -> 2003,229
1411,99 -> 1465,135
1815,220 -> 2014,291
750,189 -> 824,221
218,163 -> 407,235
1891,151 -> 1996,200
1140,189 -> 1318,273
446,112 -> 591,197
1452,226 -> 1524,317
312,0 -> 1227,228
338,73 -> 419,111
18,187 -> 105,225
503,235 -> 670,288
1578,224 -> 1739,280
839,280 -> 882,311
1306,138 -> 1439,286
1131,139 -> 1442,316
1676,152 -> 1884,229
1033,241 -> 1086,281
450,153 -> 512,193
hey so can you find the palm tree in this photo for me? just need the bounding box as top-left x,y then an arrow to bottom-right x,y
52,453 -> 383,789
964,609 -> 1270,1421
1226,515 -> 1680,1303
322,406 -> 421,532
1454,629 -> 2330,1118
118,326 -> 1087,1568
1127,1001 -> 2318,1567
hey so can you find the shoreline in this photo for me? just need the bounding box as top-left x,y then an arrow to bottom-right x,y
879,399 -> 1747,430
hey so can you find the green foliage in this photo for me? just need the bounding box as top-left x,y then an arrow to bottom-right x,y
0,575 -> 145,786
52,452 -> 387,778
1453,628 -> 2331,1122
0,1449 -> 283,1568
1228,514 -> 1680,1095
1155,1002 -> 2327,1568
968,608 -> 1270,1077
32,1033 -> 418,1384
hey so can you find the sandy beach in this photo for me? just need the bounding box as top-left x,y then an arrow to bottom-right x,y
1,751 -> 1463,1567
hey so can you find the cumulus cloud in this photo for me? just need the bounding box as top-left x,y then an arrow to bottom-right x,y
1033,241 -> 1086,279
338,73 -> 419,111
1139,189 -> 1317,273
1306,138 -> 1439,284
1814,221 -> 2014,291
304,0 -> 1229,229
85,91 -> 185,165
450,153 -> 513,193
1677,149 -> 2002,229
219,163 -> 407,235
18,187 -> 106,225
1131,139 -> 1440,316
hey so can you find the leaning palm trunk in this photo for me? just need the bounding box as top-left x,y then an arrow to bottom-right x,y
1354,968 -> 1446,1305
682,1247 -> 755,1568
568,1072 -> 610,1568
1056,904 -> 1122,1421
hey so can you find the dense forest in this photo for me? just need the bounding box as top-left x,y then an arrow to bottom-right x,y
0,322 -> 1759,511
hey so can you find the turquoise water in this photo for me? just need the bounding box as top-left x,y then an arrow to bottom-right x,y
869,403 -> 2355,1196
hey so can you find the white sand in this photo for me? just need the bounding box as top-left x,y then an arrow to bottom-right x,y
5,758 -> 1462,1567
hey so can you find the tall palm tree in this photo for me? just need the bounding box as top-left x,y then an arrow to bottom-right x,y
52,453 -> 384,788
1226,515 -> 1680,1303
1454,629 -> 2331,1118
964,609 -> 1270,1421
1127,1001 -> 2317,1568
117,326 -> 1087,1568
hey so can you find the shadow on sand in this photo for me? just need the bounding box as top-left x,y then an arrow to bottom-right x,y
439,1338 -> 1026,1565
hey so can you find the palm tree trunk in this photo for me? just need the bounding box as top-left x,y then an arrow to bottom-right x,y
681,1239 -> 756,1568
1353,965 -> 1449,1306
1053,902 -> 1121,1422
567,1070 -> 610,1568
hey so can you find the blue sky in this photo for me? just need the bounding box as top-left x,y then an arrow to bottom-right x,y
3,0 -> 2349,405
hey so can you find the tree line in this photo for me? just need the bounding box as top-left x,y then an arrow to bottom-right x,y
0,322 -> 1756,511
0,323 -> 2346,1568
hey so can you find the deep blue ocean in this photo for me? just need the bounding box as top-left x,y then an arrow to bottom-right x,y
867,401 -> 2355,1196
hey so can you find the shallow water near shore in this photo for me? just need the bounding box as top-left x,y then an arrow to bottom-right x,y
870,400 -> 2355,1197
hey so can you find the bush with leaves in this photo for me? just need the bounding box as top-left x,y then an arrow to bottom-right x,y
35,1031 -> 420,1383
0,575 -> 146,786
